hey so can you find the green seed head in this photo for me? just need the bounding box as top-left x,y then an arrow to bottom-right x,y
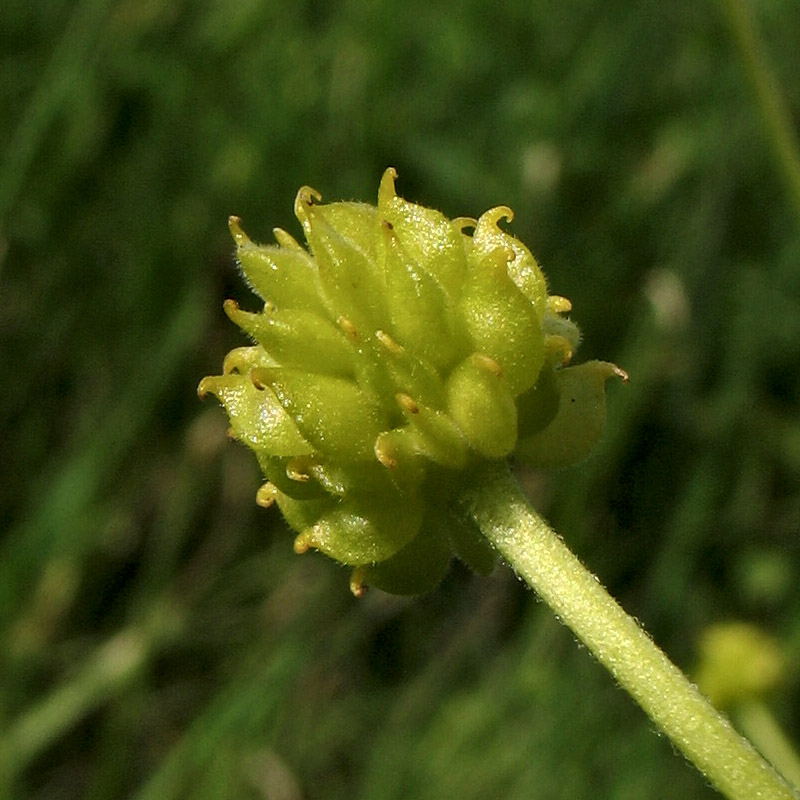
199,169 -> 626,594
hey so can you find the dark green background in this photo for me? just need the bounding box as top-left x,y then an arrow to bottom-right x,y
2,1 -> 799,797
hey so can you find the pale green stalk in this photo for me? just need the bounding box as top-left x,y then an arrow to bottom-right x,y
462,462 -> 799,800
737,700 -> 800,791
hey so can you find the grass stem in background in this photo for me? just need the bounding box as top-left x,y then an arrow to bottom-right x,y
717,0 -> 800,220
736,700 -> 800,791
0,601 -> 182,787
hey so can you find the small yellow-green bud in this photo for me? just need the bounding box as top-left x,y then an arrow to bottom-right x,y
200,169 -> 625,594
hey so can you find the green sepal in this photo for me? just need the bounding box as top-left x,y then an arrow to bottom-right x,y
295,190 -> 388,331
472,206 -> 547,318
229,218 -> 326,314
224,301 -> 355,377
459,246 -> 544,395
302,489 -> 424,565
251,368 -> 387,461
353,524 -> 452,595
447,355 -> 518,458
378,221 -> 466,370
515,361 -> 627,469
378,168 -> 466,301
516,366 -> 561,438
197,373 -> 314,457
445,506 -> 497,576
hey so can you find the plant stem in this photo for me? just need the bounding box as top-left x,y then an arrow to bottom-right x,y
736,700 -> 800,791
461,462 -> 799,800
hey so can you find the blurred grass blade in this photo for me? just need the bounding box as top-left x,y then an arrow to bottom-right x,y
0,286 -> 207,630
0,600 -> 182,783
0,0 -> 116,222
717,0 -> 800,220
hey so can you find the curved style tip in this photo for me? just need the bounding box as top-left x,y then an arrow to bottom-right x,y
228,215 -> 247,245
547,295 -> 573,314
222,298 -> 240,319
374,433 -> 398,469
396,393 -> 420,415
480,205 -> 515,228
376,330 -> 404,355
349,567 -> 368,597
544,334 -> 574,366
249,368 -> 268,390
592,361 -> 629,384
471,353 -> 504,377
293,532 -> 314,554
286,458 -> 311,483
337,316 -> 359,341
294,186 -> 323,222
272,227 -> 303,250
256,482 -> 278,508
378,167 -> 399,208
452,216 -> 478,233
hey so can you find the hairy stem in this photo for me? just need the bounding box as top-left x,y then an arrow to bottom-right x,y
461,462 -> 798,800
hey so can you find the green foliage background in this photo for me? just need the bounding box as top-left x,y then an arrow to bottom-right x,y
2,0 -> 799,797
